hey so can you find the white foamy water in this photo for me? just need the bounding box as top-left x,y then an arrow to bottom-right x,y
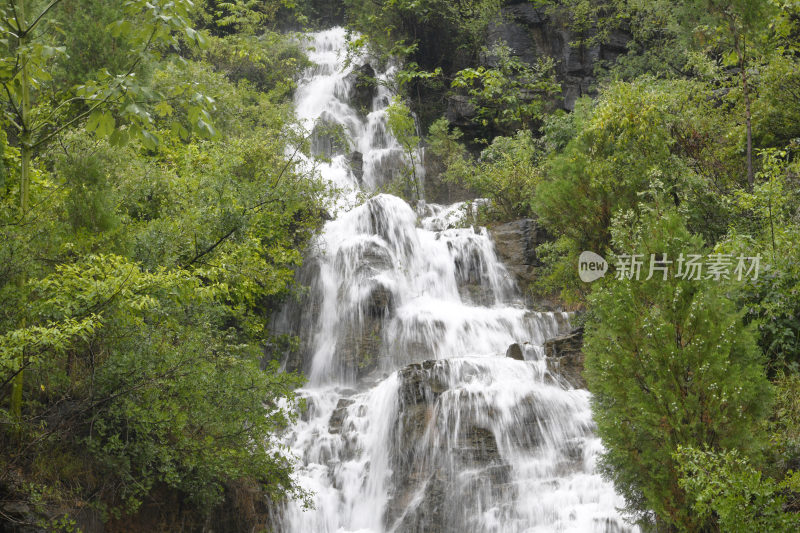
276,27 -> 635,533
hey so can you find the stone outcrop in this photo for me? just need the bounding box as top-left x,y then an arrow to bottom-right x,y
350,150 -> 364,183
488,2 -> 631,110
489,218 -> 551,305
340,282 -> 394,378
387,360 -> 512,532
278,258 -> 323,375
544,327 -> 586,389
505,342 -> 524,360
310,111 -> 349,158
345,63 -> 378,114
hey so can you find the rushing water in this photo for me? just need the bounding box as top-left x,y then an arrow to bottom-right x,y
277,27 -> 635,533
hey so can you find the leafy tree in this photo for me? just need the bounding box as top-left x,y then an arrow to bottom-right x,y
676,446 -> 800,532
344,0 -> 501,129
676,0 -> 775,189
584,202 -> 773,530
451,42 -> 560,137
533,78 -> 740,302
0,0 -> 216,423
387,96 -> 422,200
0,0 -> 214,215
428,118 -> 542,220
0,5 -> 326,524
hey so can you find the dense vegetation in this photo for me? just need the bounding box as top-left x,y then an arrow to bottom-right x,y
0,0 -> 329,529
3,0 -> 800,531
346,0 -> 800,531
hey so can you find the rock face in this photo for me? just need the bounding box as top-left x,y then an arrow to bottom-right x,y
422,145 -> 473,204
340,281 -> 394,378
444,94 -> 477,129
544,327 -> 586,389
489,218 -> 550,295
350,150 -> 364,183
310,111 -> 349,158
506,342 -> 525,360
345,63 -> 378,114
387,361 -> 512,533
488,2 -> 631,110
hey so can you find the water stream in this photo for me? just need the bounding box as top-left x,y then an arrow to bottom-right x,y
277,27 -> 635,533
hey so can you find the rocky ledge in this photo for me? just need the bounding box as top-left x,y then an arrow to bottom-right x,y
543,327 -> 586,389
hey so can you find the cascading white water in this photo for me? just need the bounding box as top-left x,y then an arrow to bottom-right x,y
278,27 -> 636,533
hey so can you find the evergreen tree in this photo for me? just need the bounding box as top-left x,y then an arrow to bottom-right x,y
583,202 -> 773,530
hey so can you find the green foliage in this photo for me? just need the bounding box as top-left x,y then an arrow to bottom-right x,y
0,4 -> 325,524
202,31 -> 310,96
717,150 -> 800,373
345,0 -> 500,62
769,373 -> 800,475
584,203 -> 773,530
676,446 -> 800,532
195,0 -> 305,35
428,119 -> 542,221
533,78 -> 740,302
451,42 -> 560,137
50,1 -> 131,87
345,0 -> 501,130
387,97 -> 422,200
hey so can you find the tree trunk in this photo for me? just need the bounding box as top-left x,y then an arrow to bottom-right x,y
742,63 -> 754,190
11,0 -> 30,424
733,27 -> 754,190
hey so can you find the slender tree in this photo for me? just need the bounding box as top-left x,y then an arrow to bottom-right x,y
0,0 -> 214,423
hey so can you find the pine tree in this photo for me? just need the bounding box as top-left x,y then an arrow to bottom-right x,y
583,203 -> 773,530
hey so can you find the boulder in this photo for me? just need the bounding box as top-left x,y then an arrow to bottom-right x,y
350,150 -> 364,183
444,94 -> 476,127
490,218 -> 551,304
387,360 -> 512,532
328,398 -> 355,434
345,63 -> 378,113
310,111 -> 349,158
544,328 -> 586,389
505,343 -> 524,361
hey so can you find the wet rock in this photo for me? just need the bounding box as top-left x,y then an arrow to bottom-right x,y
487,2 -> 631,111
340,282 -> 395,378
277,258 -> 323,374
444,94 -> 476,127
398,360 -> 447,405
452,243 -> 499,307
388,360 -> 515,532
505,342 -> 524,361
455,426 -> 502,464
490,219 -> 551,306
350,150 -> 364,183
329,398 -> 355,434
310,111 -> 349,158
345,63 -> 377,114
544,328 -> 586,389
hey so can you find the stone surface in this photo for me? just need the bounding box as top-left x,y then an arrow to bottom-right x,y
489,218 -> 551,300
544,328 -> 586,389
387,360 -> 514,532
345,63 -> 378,114
340,282 -> 394,378
310,111 -> 349,158
328,397 -> 355,434
487,2 -> 631,111
350,150 -> 364,183
506,342 -> 524,361
444,94 -> 476,128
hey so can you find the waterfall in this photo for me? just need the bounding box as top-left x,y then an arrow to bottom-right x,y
277,27 -> 636,533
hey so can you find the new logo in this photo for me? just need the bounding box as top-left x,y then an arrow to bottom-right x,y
578,251 -> 608,282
